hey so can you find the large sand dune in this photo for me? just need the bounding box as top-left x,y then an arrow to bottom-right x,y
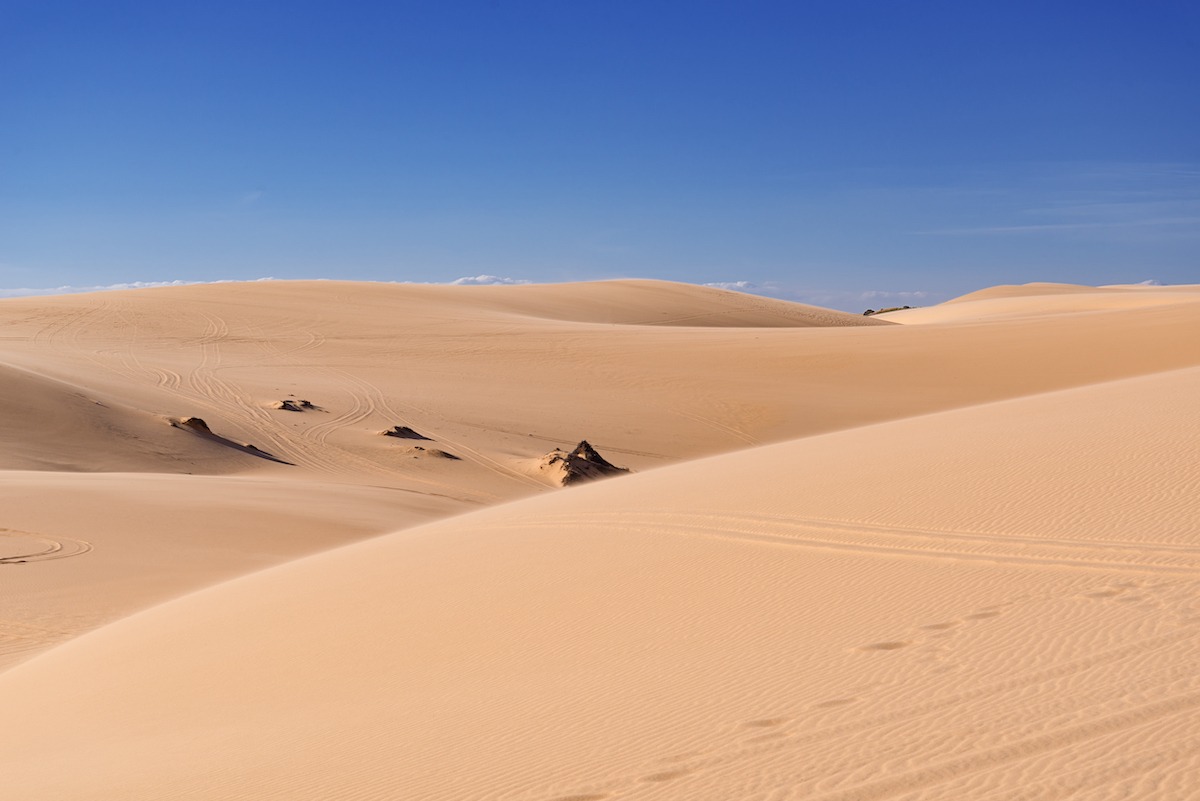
887,282 -> 1200,324
1,279 -> 1198,799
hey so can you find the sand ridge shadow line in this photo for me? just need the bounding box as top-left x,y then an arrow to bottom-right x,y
170,420 -> 295,465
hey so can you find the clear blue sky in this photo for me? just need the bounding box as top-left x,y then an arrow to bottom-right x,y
2,1 -> 1197,308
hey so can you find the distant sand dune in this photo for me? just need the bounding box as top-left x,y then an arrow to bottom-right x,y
2,280 -> 1198,483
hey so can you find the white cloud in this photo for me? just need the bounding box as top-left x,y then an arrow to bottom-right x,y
703,280 -> 760,291
0,280 -> 194,298
449,274 -> 531,286
0,278 -> 276,299
1,275 -> 934,312
790,289 -> 937,311
699,280 -> 939,311
915,217 -> 1200,235
2,275 -> 540,299
859,290 -> 931,300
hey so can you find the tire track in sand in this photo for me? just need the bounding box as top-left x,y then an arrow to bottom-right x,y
515,511 -> 1200,575
0,528 -> 92,564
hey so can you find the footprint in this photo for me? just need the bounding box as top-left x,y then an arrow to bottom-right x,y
641,769 -> 690,783
813,697 -> 857,708
1085,590 -> 1122,599
743,717 -> 789,728
921,621 -> 960,630
858,641 -> 911,651
965,611 -> 1001,620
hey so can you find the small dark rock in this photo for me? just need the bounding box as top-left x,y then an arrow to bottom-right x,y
382,425 -> 431,440
176,417 -> 211,433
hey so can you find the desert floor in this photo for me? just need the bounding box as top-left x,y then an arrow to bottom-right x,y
1,279 -> 1199,799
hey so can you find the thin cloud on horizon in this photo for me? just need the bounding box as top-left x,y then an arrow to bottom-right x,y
0,275 -> 539,298
916,217 -> 1200,236
704,280 -> 940,311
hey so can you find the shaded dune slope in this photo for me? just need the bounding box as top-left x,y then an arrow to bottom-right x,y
0,362 -> 262,473
444,279 -> 894,327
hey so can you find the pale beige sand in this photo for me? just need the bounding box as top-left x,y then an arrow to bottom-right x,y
887,282 -> 1200,324
0,471 -> 467,671
1,279 -> 1199,799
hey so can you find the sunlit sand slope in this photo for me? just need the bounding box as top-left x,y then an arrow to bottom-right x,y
0,472 -> 469,671
2,365 -> 1198,800
888,282 -> 1200,324
1,278 -> 1199,677
416,279 -> 895,327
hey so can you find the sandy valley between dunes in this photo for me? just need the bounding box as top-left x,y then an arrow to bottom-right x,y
1,278 -> 1199,799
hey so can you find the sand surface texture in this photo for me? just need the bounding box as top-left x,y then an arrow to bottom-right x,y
1,279 -> 1198,799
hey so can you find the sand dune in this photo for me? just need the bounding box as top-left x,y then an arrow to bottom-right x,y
888,283 -> 1200,324
3,279 -> 1198,483
1,279 -> 1198,799
945,282 -> 1200,304
0,362 -> 264,473
398,278 -> 893,327
945,281 -> 1120,302
0,471 -> 469,672
2,365 -> 1199,799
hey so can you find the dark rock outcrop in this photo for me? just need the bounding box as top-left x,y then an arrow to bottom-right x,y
176,416 -> 211,433
541,440 -> 630,485
381,425 -> 431,440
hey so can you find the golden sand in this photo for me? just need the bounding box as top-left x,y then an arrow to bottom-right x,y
1,279 -> 1198,799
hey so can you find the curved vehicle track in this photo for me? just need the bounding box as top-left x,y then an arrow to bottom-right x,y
0,528 -> 93,564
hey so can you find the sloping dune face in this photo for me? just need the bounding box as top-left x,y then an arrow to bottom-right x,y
886,282 -> 1200,324
0,362 -> 275,473
1,366 -> 1199,800
423,279 -> 895,327
0,471 -> 465,670
2,279 -> 1200,799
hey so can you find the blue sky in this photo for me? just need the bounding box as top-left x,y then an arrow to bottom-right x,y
2,1 -> 1197,309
